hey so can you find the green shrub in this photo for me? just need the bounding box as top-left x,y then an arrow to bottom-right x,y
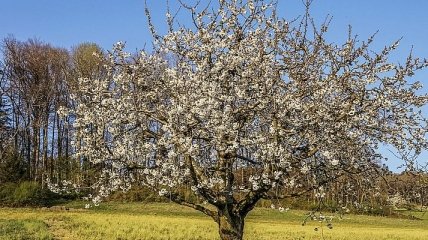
107,186 -> 204,203
108,186 -> 167,203
13,181 -> 43,205
0,151 -> 27,184
0,181 -> 59,207
0,182 -> 16,202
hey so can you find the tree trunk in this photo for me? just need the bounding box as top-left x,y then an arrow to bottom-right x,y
42,117 -> 49,178
217,208 -> 245,240
57,116 -> 63,183
26,125 -> 32,180
50,113 -> 56,180
33,126 -> 40,182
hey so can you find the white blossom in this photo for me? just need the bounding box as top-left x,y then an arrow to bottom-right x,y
64,1 -> 428,237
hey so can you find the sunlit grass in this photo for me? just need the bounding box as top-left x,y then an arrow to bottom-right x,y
1,202 -> 427,239
0,218 -> 53,240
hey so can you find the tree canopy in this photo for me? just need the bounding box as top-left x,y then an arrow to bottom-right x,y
57,1 -> 428,239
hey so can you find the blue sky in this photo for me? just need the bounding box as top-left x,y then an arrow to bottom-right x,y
2,0 -> 428,55
1,0 -> 428,171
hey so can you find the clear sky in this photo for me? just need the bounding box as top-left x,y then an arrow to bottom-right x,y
1,0 -> 428,171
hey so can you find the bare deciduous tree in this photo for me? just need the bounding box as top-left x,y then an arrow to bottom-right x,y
3,37 -> 70,183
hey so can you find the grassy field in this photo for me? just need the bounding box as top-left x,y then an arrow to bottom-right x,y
0,202 -> 427,240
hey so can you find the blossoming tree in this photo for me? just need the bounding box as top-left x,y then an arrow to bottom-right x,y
64,1 -> 428,239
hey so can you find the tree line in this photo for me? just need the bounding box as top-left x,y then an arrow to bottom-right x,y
0,37 -> 103,187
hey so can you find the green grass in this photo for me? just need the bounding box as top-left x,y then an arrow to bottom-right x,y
0,202 -> 427,239
0,218 -> 53,240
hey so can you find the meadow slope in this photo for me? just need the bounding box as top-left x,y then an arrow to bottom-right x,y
0,202 -> 427,240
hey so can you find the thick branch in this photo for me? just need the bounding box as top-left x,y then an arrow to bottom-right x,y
168,191 -> 218,221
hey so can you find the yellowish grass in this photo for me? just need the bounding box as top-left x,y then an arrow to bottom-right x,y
1,203 -> 427,240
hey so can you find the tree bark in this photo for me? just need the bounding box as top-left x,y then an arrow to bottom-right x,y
57,116 -> 62,182
42,115 -> 49,177
50,112 -> 56,180
217,207 -> 245,240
